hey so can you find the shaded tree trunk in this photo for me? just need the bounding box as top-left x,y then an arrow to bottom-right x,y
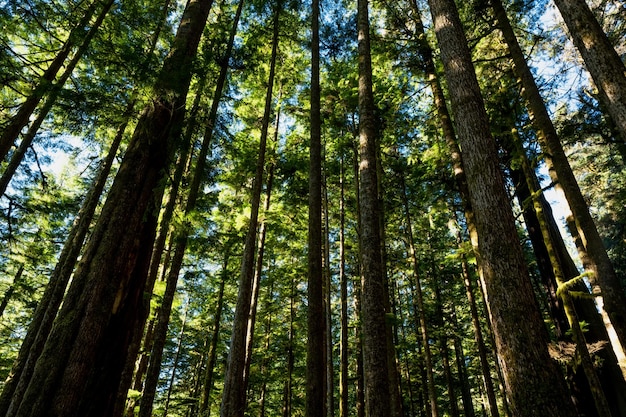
0,264 -> 23,318
306,0 -> 325,413
164,301 -> 189,417
426,0 -> 577,414
397,170 -> 438,417
8,0 -> 213,415
450,305 -> 475,417
199,246 -> 231,417
339,152 -> 349,417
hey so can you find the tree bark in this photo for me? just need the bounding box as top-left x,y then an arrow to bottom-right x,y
426,0 -> 577,414
307,0 -> 325,413
357,0 -> 391,416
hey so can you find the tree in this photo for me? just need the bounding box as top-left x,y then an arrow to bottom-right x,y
491,0 -> 626,359
220,2 -> 282,415
356,1 -> 391,416
306,0 -> 325,414
5,0 -> 214,414
551,0 -> 626,143
425,0 -> 577,414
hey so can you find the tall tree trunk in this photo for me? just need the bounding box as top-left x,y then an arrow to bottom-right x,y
339,152 -> 349,417
450,305 -> 475,417
307,0 -> 325,413
220,2 -> 281,415
491,0 -> 626,353
0,99 -> 128,417
282,278 -> 296,417
552,0 -> 626,142
397,171 -> 438,417
164,301 -> 189,417
430,262 -> 458,417
243,159 -> 276,397
457,243 -> 499,417
199,246 -> 231,417
256,285 -> 274,417
323,175 -> 334,417
357,1 -> 391,416
0,264 -> 23,318
0,0 -> 112,161
9,0 -> 213,415
426,0 -> 577,415
124,317 -> 157,417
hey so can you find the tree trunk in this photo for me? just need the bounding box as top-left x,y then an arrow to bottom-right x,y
9,0 -> 213,415
323,175 -> 334,417
450,305 -> 475,417
282,278 -> 295,417
1,98 -> 127,417
0,264 -> 23,318
397,170 -> 438,417
552,0 -> 626,142
243,159 -> 276,396
339,152 -> 349,417
457,242 -> 499,417
307,0 -> 326,413
426,0 -> 577,414
220,2 -> 281,415
357,0 -> 391,415
491,0 -> 626,353
164,301 -> 189,417
199,247 -> 231,417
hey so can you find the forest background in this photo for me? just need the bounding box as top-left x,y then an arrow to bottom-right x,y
0,0 -> 625,416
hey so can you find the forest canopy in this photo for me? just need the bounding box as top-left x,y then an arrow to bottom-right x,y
0,0 -> 625,416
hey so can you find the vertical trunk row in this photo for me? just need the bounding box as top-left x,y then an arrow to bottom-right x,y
8,0 -> 214,414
